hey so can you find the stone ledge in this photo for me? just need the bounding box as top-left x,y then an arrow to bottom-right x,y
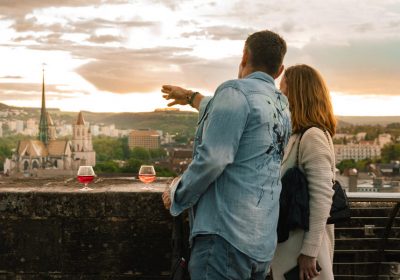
0,178 -> 173,278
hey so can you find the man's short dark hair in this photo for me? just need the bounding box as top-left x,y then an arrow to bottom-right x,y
245,30 -> 287,76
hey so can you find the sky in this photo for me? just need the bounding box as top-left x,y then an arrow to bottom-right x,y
0,0 -> 399,115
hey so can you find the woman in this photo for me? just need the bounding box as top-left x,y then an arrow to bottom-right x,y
271,64 -> 336,280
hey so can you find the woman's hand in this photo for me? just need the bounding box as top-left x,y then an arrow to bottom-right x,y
161,85 -> 193,106
298,254 -> 320,280
162,186 -> 171,209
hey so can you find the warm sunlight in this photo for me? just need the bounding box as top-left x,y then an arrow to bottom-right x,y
0,0 -> 399,114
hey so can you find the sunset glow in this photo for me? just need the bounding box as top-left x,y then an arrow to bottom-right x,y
0,0 -> 399,115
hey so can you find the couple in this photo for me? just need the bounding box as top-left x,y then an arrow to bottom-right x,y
162,30 -> 336,280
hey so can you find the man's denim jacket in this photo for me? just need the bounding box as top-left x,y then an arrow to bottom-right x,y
170,71 -> 291,262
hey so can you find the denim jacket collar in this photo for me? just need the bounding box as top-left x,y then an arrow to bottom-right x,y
244,71 -> 275,85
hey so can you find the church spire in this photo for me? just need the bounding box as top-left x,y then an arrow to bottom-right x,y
38,65 -> 49,145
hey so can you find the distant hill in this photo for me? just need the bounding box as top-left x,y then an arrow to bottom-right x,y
1,103 -> 399,132
0,102 -> 198,135
336,116 -> 400,126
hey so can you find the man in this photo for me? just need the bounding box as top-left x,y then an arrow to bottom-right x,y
162,30 -> 291,279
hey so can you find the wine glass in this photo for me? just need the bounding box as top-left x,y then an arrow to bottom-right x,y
77,166 -> 96,191
138,165 -> 156,190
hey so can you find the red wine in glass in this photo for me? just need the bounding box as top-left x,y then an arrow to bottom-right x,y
78,175 -> 95,184
138,174 -> 156,184
77,166 -> 96,191
138,165 -> 156,190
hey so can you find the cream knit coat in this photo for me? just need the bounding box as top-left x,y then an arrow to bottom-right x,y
271,127 -> 335,280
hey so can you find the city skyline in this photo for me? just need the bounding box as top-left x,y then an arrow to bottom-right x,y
0,0 -> 399,115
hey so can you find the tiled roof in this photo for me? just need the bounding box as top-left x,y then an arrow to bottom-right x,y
17,140 -> 48,157
172,149 -> 192,158
48,140 -> 69,156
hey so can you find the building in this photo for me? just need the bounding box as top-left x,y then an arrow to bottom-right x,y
26,118 -> 36,130
334,143 -> 381,163
3,69 -> 95,176
8,120 -> 17,131
128,129 -> 161,150
356,132 -> 367,141
90,125 -> 100,136
377,133 -> 392,148
170,148 -> 192,174
16,120 -> 24,133
71,112 -> 96,166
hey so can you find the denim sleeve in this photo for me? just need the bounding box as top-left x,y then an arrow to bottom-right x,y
170,87 -> 250,216
198,96 -> 212,122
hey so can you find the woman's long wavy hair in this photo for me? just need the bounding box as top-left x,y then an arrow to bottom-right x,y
284,64 -> 337,136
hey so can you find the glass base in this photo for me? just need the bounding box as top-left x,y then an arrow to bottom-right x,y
79,186 -> 93,191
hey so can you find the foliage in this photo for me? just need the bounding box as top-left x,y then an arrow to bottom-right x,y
130,147 -> 151,161
149,148 -> 167,159
94,161 -> 120,173
381,144 -> 400,163
336,159 -> 357,173
92,136 -> 125,161
0,135 -> 33,170
93,136 -> 173,174
122,158 -> 144,174
155,166 -> 177,177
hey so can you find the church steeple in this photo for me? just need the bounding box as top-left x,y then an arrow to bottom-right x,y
38,66 -> 49,145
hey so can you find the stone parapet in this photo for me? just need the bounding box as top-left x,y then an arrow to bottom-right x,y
0,179 -> 399,279
0,178 -> 172,279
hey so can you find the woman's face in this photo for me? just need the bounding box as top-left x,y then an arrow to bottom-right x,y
280,75 -> 287,96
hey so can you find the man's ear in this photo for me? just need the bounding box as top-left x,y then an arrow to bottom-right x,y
241,48 -> 249,68
274,65 -> 284,79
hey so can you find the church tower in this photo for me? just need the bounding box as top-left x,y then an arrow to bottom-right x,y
72,112 -> 95,166
38,68 -> 49,145
46,112 -> 57,141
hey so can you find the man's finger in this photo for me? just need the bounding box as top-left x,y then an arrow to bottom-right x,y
167,101 -> 179,107
162,85 -> 172,91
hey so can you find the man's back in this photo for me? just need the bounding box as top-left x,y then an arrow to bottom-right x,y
172,71 -> 291,262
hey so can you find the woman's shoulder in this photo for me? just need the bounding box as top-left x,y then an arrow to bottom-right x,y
301,127 -> 331,149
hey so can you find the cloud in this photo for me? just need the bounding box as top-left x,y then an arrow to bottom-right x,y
70,45 -> 239,94
0,82 -> 86,96
87,34 -> 122,44
72,18 -> 157,34
0,0 -> 104,19
285,38 -> 400,95
353,23 -> 374,33
182,25 -> 256,40
0,75 -> 23,79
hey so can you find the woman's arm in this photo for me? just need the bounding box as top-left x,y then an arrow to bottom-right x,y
298,127 -> 335,279
161,85 -> 205,110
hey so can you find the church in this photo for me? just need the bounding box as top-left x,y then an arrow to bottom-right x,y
4,70 -> 96,176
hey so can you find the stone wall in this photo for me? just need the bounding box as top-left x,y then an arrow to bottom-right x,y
0,180 -> 399,279
0,181 -> 173,279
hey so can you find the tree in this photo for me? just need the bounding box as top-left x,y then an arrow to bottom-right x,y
336,159 -> 357,173
123,158 -> 143,174
155,166 -> 177,177
95,161 -> 120,173
149,148 -> 167,160
130,147 -> 151,160
381,144 -> 400,163
93,136 -> 124,161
